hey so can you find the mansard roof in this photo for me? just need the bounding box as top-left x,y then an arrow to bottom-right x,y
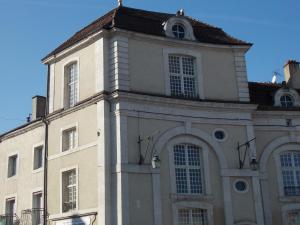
43,6 -> 251,61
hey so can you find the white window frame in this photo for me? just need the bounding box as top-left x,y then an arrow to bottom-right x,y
60,165 -> 79,214
273,144 -> 300,200
7,152 -> 19,179
172,201 -> 213,225
274,88 -> 300,107
32,143 -> 44,173
60,123 -> 79,153
31,190 -> 43,225
282,203 -> 300,225
3,194 -> 17,215
61,58 -> 80,109
31,188 -> 43,209
168,136 -> 212,198
163,48 -> 204,99
163,17 -> 196,41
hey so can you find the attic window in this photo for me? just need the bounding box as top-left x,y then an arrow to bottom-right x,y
172,24 -> 185,39
280,95 -> 294,108
164,17 -> 196,41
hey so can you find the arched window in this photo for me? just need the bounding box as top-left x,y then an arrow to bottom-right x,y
65,62 -> 79,108
280,95 -> 294,108
173,144 -> 203,194
280,151 -> 300,196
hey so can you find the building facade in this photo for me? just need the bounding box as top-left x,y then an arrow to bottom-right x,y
1,5 -> 300,225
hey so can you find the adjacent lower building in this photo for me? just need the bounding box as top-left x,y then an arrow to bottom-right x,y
1,4 -> 300,225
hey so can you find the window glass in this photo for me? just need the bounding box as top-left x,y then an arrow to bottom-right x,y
280,95 -> 294,108
173,144 -> 203,194
172,24 -> 185,39
280,151 -> 300,196
33,146 -> 43,170
178,208 -> 208,225
62,169 -> 77,212
62,128 -> 76,152
65,63 -> 78,108
169,55 -> 196,98
8,155 -> 17,178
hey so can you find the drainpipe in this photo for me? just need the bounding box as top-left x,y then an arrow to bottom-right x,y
43,64 -> 51,225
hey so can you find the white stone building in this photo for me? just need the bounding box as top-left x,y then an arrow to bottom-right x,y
1,4 -> 300,225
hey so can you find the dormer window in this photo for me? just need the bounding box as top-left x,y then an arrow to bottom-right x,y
172,24 -> 185,39
274,88 -> 300,108
280,94 -> 294,108
164,16 -> 196,41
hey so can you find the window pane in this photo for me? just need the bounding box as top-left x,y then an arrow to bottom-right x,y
178,209 -> 190,225
169,56 -> 180,74
183,77 -> 196,98
283,170 -> 298,196
175,168 -> 188,193
174,145 -> 186,165
281,153 -> 292,167
187,145 -> 201,166
294,153 -> 300,167
189,169 -> 203,194
182,57 -> 194,75
170,75 -> 182,96
192,209 -> 208,225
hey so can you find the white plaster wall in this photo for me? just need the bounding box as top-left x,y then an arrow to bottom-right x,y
0,126 -> 44,216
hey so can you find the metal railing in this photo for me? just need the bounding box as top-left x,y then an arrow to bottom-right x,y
21,209 -> 46,225
0,214 -> 20,225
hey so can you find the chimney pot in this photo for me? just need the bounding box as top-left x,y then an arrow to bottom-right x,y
32,96 -> 46,121
284,59 -> 300,89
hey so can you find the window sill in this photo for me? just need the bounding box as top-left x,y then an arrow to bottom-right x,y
6,175 -> 18,181
32,168 -> 44,174
279,196 -> 300,202
170,193 -> 214,202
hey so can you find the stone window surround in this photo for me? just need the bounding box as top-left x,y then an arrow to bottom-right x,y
274,87 -> 300,107
32,142 -> 44,173
273,144 -> 300,200
61,57 -> 80,109
163,48 -> 204,99
163,17 -> 196,41
60,165 -> 79,214
3,194 -> 17,215
282,203 -> 300,225
7,151 -> 19,180
168,136 -> 212,197
60,123 -> 79,153
172,201 -> 213,225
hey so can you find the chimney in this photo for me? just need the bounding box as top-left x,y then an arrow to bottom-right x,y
32,96 -> 46,121
284,60 -> 300,89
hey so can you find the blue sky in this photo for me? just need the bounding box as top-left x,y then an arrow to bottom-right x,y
0,0 -> 299,133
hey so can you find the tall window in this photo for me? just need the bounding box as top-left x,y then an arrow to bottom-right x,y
174,144 -> 203,194
280,151 -> 300,196
178,208 -> 208,225
8,155 -> 18,178
33,146 -> 43,170
65,63 -> 78,108
32,192 -> 43,225
169,55 -> 197,98
62,169 -> 77,212
5,198 -> 15,215
62,127 -> 77,152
